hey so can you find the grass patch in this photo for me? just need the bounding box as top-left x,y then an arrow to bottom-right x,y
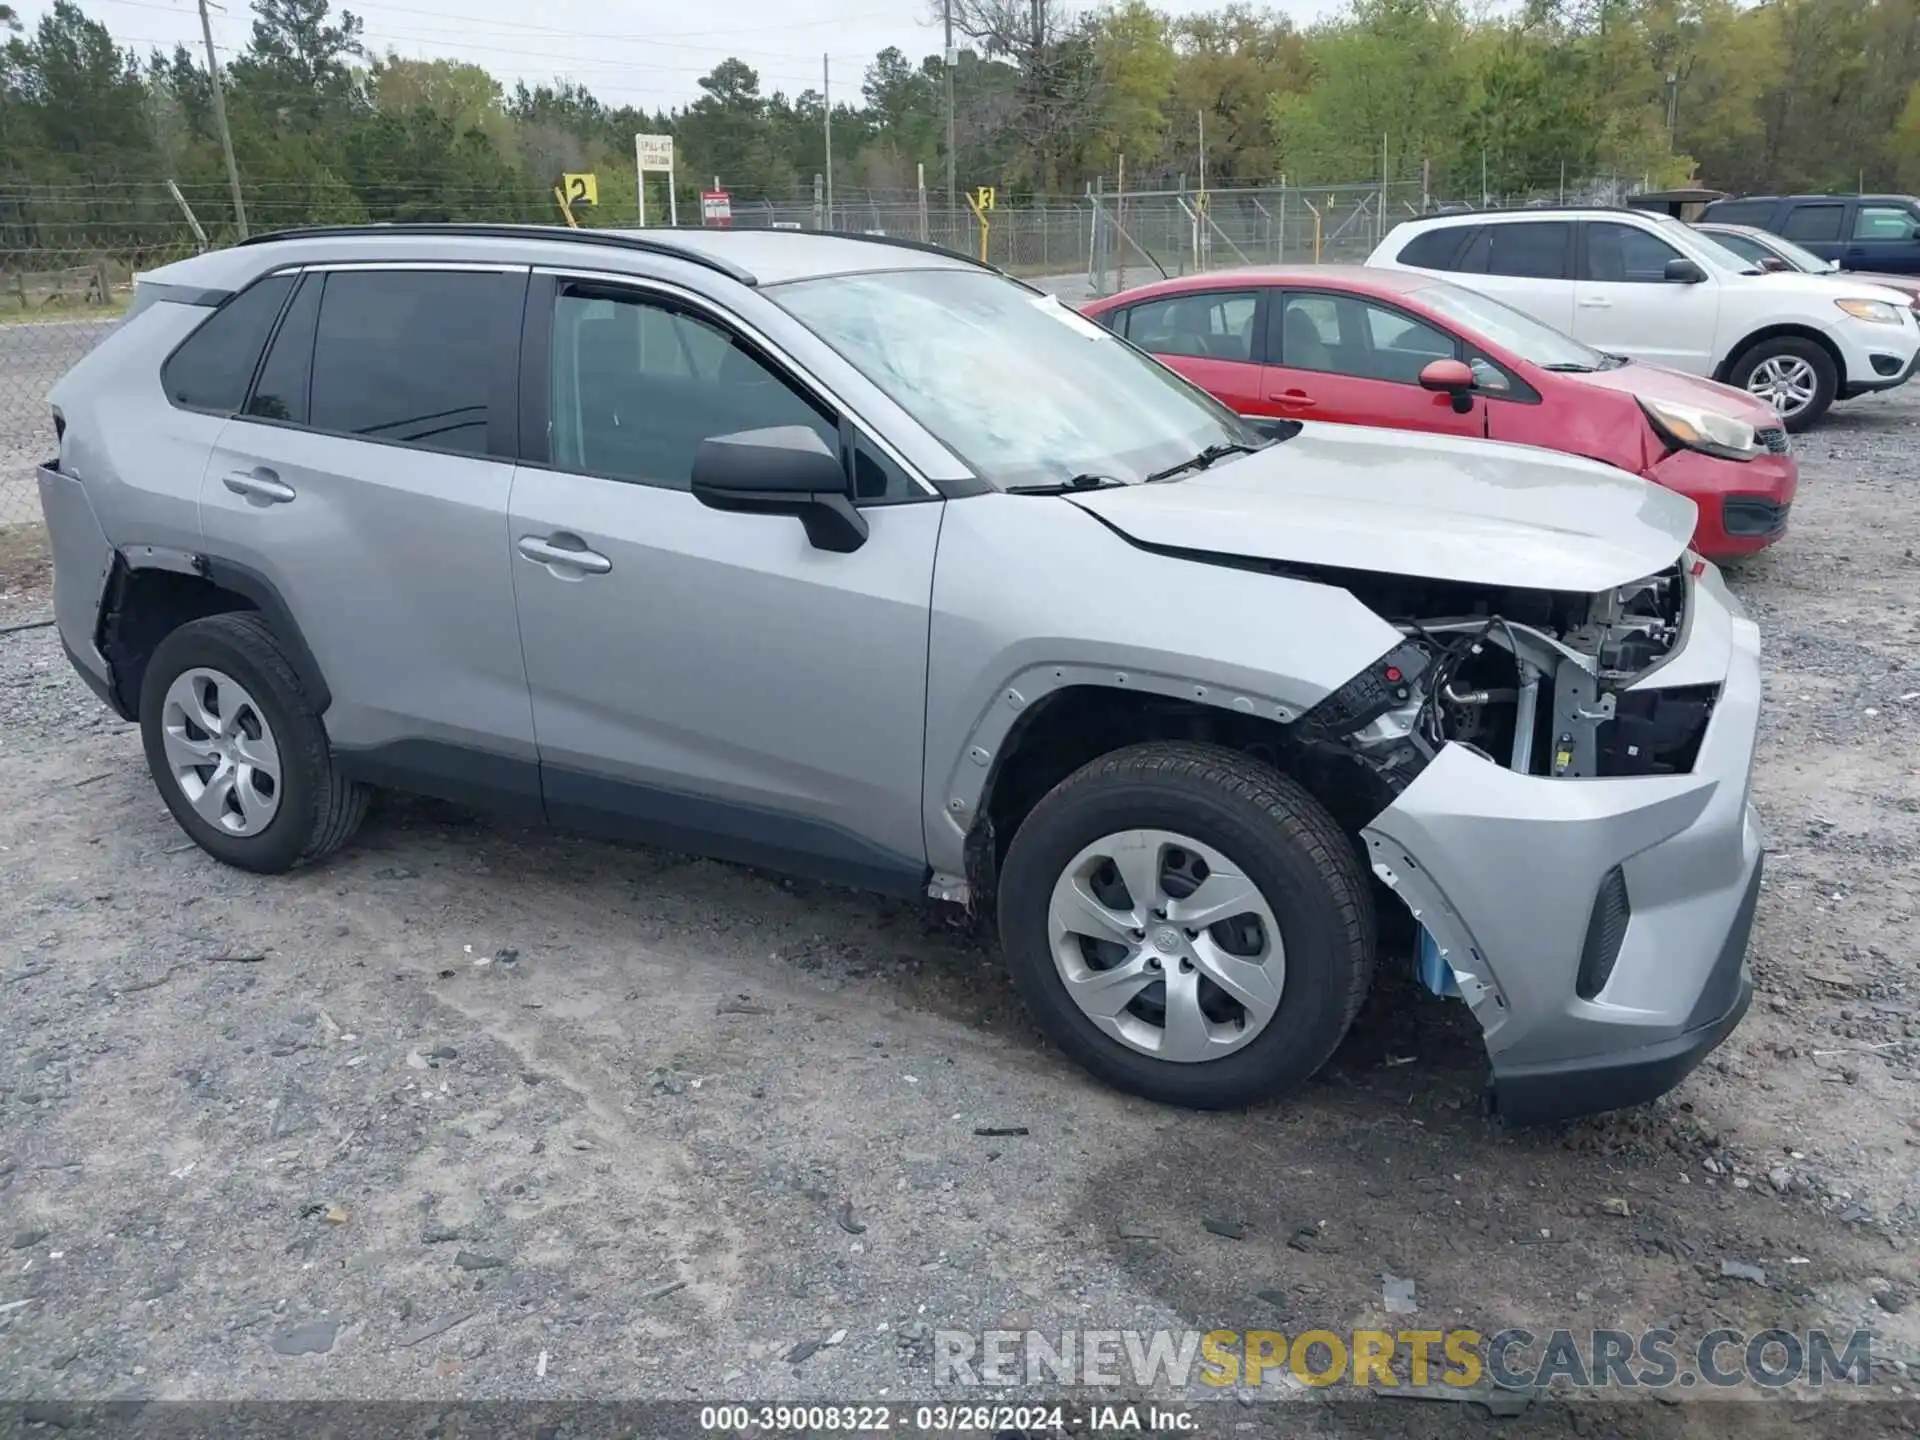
0,295 -> 130,325
0,524 -> 50,595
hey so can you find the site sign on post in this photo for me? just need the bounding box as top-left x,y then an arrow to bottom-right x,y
635,134 -> 677,227
701,190 -> 733,227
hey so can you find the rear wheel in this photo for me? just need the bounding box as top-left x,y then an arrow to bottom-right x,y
1727,336 -> 1836,432
139,612 -> 368,873
996,742 -> 1375,1109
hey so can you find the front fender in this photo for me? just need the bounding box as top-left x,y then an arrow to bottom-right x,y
921,493 -> 1403,879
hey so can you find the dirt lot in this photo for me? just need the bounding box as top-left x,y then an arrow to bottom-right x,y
2,388 -> 1919,1436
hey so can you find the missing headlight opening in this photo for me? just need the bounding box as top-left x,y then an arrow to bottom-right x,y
1303,562 -> 1714,786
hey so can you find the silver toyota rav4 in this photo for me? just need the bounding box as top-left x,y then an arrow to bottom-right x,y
37,224 -> 1762,1123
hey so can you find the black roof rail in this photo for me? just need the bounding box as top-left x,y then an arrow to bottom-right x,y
235,222 -> 760,286
805,227 -> 1002,273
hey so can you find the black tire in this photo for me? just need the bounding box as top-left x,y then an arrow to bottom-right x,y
1725,335 -> 1837,433
139,611 -> 368,874
996,741 -> 1375,1109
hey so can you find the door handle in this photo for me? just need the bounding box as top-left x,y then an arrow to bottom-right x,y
1270,391 -> 1317,409
222,469 -> 295,504
517,534 -> 612,575
1577,297 -> 1612,309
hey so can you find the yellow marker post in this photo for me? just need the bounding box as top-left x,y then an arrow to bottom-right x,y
966,187 -> 995,264
553,186 -> 579,228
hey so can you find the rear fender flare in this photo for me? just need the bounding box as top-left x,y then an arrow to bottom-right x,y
115,547 -> 333,714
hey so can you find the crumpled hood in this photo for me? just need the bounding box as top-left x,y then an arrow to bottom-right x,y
1069,423 -> 1697,592
1570,359 -> 1785,427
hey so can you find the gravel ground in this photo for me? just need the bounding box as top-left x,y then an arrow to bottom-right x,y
1,381 -> 1919,1435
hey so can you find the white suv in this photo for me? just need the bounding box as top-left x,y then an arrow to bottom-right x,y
1369,207 -> 1919,429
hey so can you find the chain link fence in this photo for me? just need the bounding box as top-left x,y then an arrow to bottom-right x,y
1,316 -> 106,536
0,168 -> 1651,547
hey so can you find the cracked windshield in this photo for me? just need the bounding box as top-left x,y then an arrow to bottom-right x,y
772,268 -> 1253,489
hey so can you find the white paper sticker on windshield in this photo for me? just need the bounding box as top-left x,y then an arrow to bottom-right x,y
1030,292 -> 1108,341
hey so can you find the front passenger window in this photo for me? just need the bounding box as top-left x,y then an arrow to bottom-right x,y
550,288 -> 840,492
1582,222 -> 1684,283
1274,293 -> 1455,384
1855,205 -> 1919,241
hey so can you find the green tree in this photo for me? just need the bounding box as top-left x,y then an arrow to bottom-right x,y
230,0 -> 364,130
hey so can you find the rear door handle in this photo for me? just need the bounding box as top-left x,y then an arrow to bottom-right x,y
517,534 -> 612,575
1577,297 -> 1612,309
223,469 -> 295,504
1270,390 -> 1317,409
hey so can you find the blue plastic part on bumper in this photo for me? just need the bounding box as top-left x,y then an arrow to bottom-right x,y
1416,927 -> 1461,998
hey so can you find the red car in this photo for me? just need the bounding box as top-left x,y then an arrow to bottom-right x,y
1081,265 -> 1798,560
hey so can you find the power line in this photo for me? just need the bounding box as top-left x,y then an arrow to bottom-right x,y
80,0 -> 904,59
107,28 -> 847,90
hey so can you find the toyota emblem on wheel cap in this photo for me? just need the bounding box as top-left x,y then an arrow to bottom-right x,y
1154,926 -> 1181,951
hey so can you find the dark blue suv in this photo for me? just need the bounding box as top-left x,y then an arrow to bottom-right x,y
1700,194 -> 1920,276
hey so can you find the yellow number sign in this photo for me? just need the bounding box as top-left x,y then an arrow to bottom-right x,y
974,185 -> 996,213
563,173 -> 599,207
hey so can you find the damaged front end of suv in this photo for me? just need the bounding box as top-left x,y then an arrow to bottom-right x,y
1292,558 -> 1761,1124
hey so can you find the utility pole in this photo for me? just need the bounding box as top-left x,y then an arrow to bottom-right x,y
197,0 -> 247,240
822,54 -> 833,232
943,0 -> 957,216
1665,71 -> 1679,150
1379,131 -> 1388,246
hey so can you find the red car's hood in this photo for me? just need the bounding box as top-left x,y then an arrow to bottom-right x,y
1561,359 -> 1785,428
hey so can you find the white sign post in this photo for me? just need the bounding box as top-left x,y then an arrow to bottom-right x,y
634,133 -> 677,227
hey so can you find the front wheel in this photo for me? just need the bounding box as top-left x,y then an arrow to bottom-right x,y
1727,336 -> 1837,433
996,742 -> 1375,1109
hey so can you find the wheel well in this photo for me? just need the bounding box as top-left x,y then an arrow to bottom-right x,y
99,564 -> 254,716
973,685 -> 1392,899
1715,324 -> 1845,387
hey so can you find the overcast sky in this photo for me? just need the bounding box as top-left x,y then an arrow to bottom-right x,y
17,0 -> 1343,110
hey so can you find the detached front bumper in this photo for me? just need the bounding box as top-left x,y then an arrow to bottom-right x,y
1361,564 -> 1763,1124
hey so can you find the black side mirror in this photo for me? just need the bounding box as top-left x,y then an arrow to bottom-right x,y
690,425 -> 868,554
1664,257 -> 1708,284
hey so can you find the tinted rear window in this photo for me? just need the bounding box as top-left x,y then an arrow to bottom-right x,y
1473,222 -> 1572,279
307,270 -> 516,456
1703,200 -> 1776,226
160,273 -> 296,414
1396,227 -> 1469,270
1780,204 -> 1845,242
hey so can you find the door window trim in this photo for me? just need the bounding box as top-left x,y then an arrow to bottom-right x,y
518,267 -> 941,503
229,262 -> 527,463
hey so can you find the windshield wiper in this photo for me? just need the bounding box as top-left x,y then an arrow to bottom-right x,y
1005,473 -> 1130,495
1145,441 -> 1264,484
1541,362 -> 1600,373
